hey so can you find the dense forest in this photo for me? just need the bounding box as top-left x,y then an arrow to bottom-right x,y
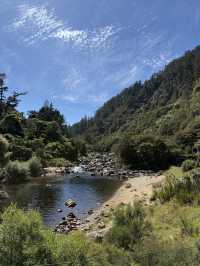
0,75 -> 86,183
71,45 -> 200,169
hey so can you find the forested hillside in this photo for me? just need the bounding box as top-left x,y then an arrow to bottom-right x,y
71,45 -> 200,169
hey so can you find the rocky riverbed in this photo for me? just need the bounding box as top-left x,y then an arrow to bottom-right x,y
74,152 -> 155,179
53,153 -> 164,236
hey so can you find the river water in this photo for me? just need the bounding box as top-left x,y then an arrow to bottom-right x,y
0,171 -> 121,226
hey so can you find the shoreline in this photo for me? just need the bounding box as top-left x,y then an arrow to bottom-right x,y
81,174 -> 165,236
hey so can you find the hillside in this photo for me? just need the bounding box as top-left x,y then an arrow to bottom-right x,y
71,45 -> 200,156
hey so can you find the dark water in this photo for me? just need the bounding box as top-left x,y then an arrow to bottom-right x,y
0,173 -> 121,226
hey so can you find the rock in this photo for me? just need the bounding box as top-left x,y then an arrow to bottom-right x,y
83,225 -> 90,231
98,222 -> 106,229
88,209 -> 94,215
67,212 -> 76,218
0,191 -> 9,200
125,183 -> 132,189
57,209 -> 63,212
65,199 -> 77,208
102,212 -> 109,218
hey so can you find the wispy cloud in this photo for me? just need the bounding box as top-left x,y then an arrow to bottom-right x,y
10,4 -> 121,49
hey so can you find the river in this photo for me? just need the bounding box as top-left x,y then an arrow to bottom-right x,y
0,170 -> 121,227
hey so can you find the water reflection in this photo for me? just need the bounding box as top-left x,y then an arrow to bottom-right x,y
0,174 -> 121,226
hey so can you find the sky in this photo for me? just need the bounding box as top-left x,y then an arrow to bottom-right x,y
0,0 -> 200,124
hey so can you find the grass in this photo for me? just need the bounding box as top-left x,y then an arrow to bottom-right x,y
147,202 -> 200,242
163,166 -> 184,179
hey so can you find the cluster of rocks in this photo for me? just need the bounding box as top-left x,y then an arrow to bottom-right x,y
43,164 -> 73,176
54,199 -> 80,234
78,153 -> 154,179
54,212 -> 80,234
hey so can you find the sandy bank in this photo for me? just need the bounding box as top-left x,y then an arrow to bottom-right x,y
82,174 -> 165,236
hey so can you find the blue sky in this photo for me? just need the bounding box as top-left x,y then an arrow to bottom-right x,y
0,0 -> 200,124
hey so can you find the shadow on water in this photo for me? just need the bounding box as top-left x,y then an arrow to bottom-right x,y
0,174 -> 121,226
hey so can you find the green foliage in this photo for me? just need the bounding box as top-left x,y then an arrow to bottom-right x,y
182,159 -> 196,172
48,157 -> 68,167
10,144 -> 33,161
29,157 -> 42,177
106,202 -> 151,250
0,205 -> 132,266
45,121 -> 62,141
133,237 -> 199,266
0,204 -> 54,266
0,112 -> 24,136
44,139 -> 78,161
118,135 -> 179,170
5,161 -> 30,184
179,214 -> 200,237
29,101 -> 65,126
71,45 -> 200,162
155,169 -> 200,204
0,135 -> 10,168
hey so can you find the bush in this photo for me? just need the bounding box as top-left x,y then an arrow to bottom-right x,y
118,134 -> 179,170
0,205 -> 132,266
0,135 -> 10,167
0,112 -> 24,136
45,140 -> 78,162
155,169 -> 200,204
182,159 -> 196,172
29,157 -> 42,177
48,157 -> 68,167
133,236 -> 198,266
5,161 -> 30,184
106,202 -> 151,250
10,144 -> 32,161
0,204 -> 54,266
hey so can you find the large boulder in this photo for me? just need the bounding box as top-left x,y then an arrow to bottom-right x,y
65,199 -> 77,208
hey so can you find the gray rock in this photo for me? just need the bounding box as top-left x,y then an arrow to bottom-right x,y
65,199 -> 77,208
125,183 -> 132,189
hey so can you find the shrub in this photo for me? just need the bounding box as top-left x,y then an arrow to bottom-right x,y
29,157 -> 42,177
45,140 -> 78,162
0,205 -> 132,266
48,157 -> 68,167
133,236 -> 198,266
155,169 -> 200,204
106,202 -> 151,250
10,144 -> 32,161
0,204 -> 54,266
0,135 -> 10,167
0,112 -> 24,136
118,134 -> 179,170
182,159 -> 196,172
5,161 -> 30,184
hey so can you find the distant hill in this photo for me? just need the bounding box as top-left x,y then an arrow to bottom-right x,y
71,45 -> 200,154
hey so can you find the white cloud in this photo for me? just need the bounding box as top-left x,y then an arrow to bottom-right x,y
11,4 -> 121,49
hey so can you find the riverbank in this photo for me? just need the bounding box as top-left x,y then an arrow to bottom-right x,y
81,174 -> 165,237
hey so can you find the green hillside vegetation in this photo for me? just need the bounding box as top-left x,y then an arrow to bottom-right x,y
1,200 -> 200,266
0,77 -> 86,183
71,45 -> 200,169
